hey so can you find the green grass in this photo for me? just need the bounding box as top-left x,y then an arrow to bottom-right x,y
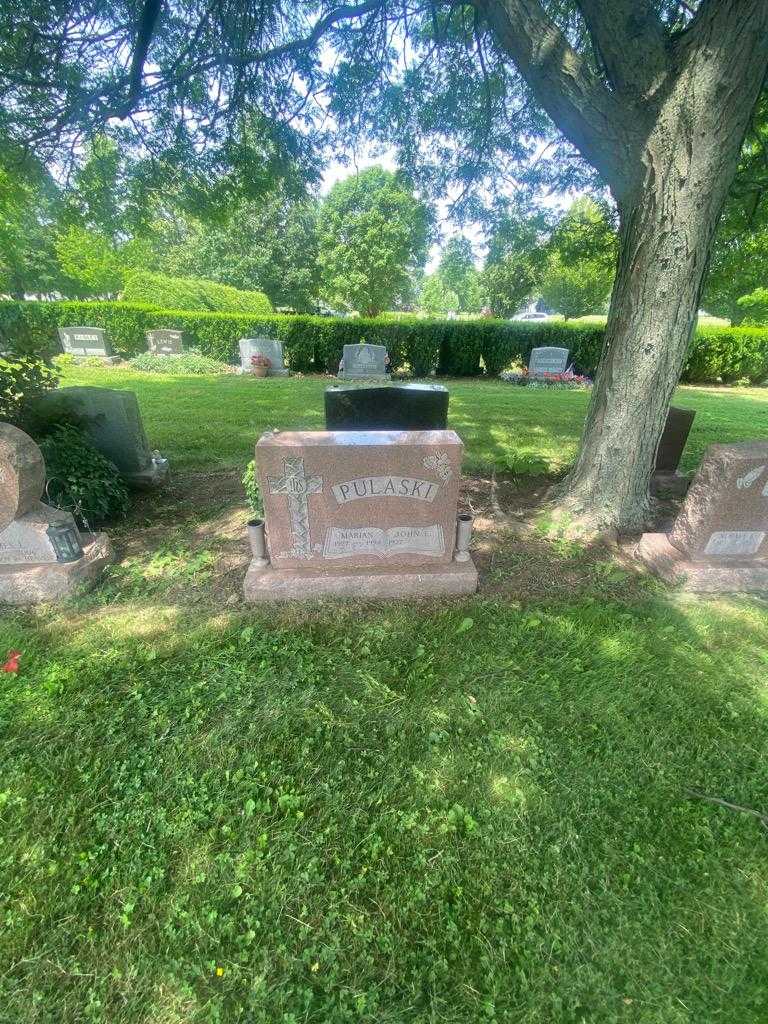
60,365 -> 768,476
2,368 -> 768,1022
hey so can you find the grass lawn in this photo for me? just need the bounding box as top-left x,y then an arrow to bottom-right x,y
2,367 -> 768,1023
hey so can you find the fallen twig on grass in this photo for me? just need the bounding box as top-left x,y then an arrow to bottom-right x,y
685,789 -> 768,831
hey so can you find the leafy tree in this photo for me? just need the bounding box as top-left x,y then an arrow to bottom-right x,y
541,257 -> 610,319
481,209 -> 549,317
318,167 -> 431,316
703,94 -> 768,323
161,193 -> 320,311
0,146 -> 62,297
437,237 -> 481,313
54,227 -> 124,297
419,274 -> 460,316
4,1 -> 768,530
541,198 -> 616,317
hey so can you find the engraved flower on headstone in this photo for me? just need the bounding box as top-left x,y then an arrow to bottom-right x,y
423,451 -> 453,482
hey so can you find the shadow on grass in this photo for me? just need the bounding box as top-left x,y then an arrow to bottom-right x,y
1,593 -> 768,1022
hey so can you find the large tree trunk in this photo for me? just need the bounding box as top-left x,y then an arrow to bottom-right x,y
554,47 -> 768,532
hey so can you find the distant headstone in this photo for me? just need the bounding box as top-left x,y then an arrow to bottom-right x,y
0,423 -> 112,604
238,337 -> 289,376
244,429 -> 477,601
528,347 -> 569,377
651,406 -> 696,496
637,441 -> 768,591
325,383 -> 449,430
58,326 -> 118,363
146,329 -> 184,356
338,344 -> 390,380
29,387 -> 169,489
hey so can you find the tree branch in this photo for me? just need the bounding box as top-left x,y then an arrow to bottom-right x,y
574,0 -> 669,95
119,0 -> 164,117
471,0 -> 642,195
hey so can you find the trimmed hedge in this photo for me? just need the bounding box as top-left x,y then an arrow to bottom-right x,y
121,271 -> 273,314
2,301 -> 768,384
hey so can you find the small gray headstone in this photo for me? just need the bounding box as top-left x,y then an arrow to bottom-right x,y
238,337 -> 289,376
58,326 -> 114,359
528,347 -> 569,377
29,387 -> 168,489
146,330 -> 184,356
339,344 -> 390,380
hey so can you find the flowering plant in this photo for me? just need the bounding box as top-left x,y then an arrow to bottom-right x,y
251,353 -> 272,368
500,368 -> 592,389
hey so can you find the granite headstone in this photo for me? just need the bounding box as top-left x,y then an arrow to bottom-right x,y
0,424 -> 112,604
528,347 -> 569,377
29,386 -> 168,489
338,344 -> 390,380
244,429 -> 477,601
325,383 -> 449,430
238,337 -> 289,376
146,329 -> 184,356
637,441 -> 768,591
651,406 -> 696,496
58,326 -> 118,363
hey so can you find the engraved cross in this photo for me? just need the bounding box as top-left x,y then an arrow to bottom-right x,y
268,458 -> 323,558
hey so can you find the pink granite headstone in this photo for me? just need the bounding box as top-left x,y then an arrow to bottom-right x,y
245,429 -> 478,600
637,440 -> 768,591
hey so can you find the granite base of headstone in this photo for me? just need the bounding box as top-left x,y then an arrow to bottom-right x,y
650,406 -> 696,497
528,347 -> 569,378
238,338 -> 289,376
0,424 -> 113,605
146,330 -> 184,356
325,383 -> 449,430
243,429 -> 478,602
29,386 -> 169,490
58,326 -> 120,364
637,441 -> 768,591
337,344 -> 390,380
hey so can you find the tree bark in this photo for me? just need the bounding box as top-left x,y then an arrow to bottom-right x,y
554,9 -> 768,531
477,0 -> 768,532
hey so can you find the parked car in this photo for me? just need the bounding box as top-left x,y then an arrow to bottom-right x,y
512,311 -> 549,322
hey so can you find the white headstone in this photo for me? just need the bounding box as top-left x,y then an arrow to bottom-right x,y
238,338 -> 289,376
339,344 -> 389,379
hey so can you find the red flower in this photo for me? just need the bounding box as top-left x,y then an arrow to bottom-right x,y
1,650 -> 21,673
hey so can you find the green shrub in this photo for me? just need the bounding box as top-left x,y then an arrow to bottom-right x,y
0,355 -> 59,428
128,352 -> 232,375
242,460 -> 264,518
736,288 -> 768,326
4,299 -> 768,383
122,271 -> 273,314
38,424 -> 129,527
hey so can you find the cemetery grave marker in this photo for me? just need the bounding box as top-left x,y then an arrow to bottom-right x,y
325,383 -> 449,430
58,326 -> 119,363
637,441 -> 768,591
0,423 -> 113,604
528,346 -> 569,377
238,337 -> 289,376
244,428 -> 477,601
338,344 -> 390,380
651,406 -> 696,496
146,329 -> 184,356
29,387 -> 169,489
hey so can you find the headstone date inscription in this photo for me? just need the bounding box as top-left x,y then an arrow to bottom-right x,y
528,347 -> 569,376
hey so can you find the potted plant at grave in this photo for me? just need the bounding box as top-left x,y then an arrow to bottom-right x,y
250,353 -> 271,378
242,460 -> 267,564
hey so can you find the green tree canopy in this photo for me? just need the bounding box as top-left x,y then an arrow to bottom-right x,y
436,237 -> 481,313
481,209 -> 549,317
419,274 -> 460,316
318,167 -> 431,316
541,198 -> 616,318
